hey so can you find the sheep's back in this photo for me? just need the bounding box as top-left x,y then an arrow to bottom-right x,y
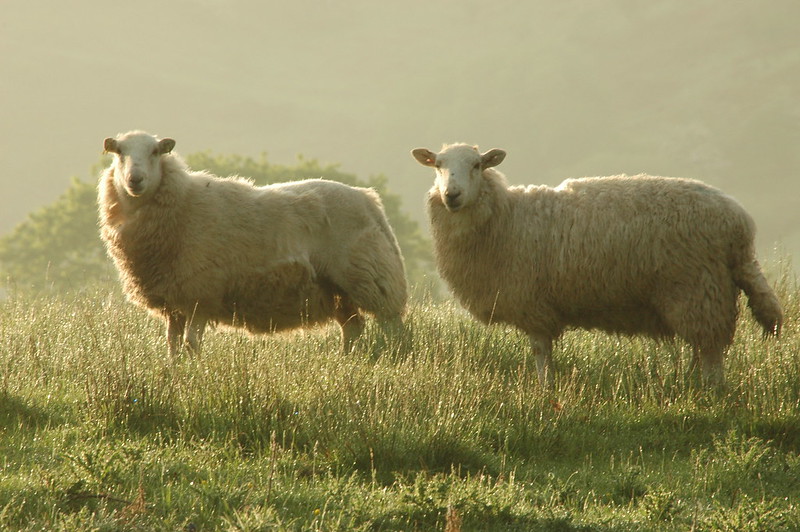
547,175 -> 753,276
176,177 -> 379,260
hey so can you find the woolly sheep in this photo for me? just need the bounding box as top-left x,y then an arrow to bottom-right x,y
412,143 -> 782,388
99,131 -> 407,355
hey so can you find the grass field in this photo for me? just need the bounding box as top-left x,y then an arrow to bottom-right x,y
1,272 -> 799,531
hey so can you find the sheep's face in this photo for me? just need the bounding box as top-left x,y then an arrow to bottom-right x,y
412,144 -> 506,212
103,132 -> 176,198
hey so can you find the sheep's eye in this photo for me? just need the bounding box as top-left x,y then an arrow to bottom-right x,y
473,162 -> 480,170
152,148 -> 159,156
434,162 -> 442,169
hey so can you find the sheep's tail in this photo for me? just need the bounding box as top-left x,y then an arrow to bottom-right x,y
733,258 -> 783,336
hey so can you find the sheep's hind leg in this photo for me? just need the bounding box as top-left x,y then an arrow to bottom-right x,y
377,314 -> 405,341
334,296 -> 365,352
167,312 -> 186,356
529,334 -> 554,389
694,346 -> 725,388
185,316 -> 207,355
370,312 -> 407,358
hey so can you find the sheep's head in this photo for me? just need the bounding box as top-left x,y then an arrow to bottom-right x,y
412,144 -> 506,212
103,131 -> 176,198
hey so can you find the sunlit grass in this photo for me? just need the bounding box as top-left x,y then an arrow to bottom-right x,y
1,272 -> 799,530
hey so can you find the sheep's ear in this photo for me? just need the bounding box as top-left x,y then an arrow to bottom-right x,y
103,138 -> 119,154
481,149 -> 506,169
159,138 -> 176,154
411,148 -> 437,167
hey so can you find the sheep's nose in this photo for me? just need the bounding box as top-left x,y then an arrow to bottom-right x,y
444,190 -> 462,211
127,172 -> 145,195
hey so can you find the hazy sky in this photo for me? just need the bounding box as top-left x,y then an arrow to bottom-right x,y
2,1 -> 799,265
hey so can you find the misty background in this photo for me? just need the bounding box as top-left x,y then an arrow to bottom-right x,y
2,1 -> 799,270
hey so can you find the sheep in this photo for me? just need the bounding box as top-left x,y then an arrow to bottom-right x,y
412,143 -> 782,388
99,130 -> 407,355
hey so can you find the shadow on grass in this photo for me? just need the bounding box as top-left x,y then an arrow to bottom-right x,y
106,391 -> 306,454
497,404 -> 800,472
0,392 -> 63,431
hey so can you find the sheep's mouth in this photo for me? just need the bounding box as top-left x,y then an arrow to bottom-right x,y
126,182 -> 145,197
444,199 -> 463,212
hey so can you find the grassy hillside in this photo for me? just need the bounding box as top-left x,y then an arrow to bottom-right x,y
1,271 -> 799,530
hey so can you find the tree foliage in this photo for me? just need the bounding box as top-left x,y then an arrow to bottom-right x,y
0,176 -> 113,293
0,153 -> 433,294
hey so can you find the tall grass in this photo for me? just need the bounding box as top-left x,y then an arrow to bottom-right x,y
0,271 -> 798,530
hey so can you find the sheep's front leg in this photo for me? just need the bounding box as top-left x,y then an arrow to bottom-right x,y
529,334 -> 554,389
167,312 -> 186,356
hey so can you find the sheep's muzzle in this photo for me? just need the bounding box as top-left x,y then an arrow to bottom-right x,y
444,191 -> 463,212
126,174 -> 145,197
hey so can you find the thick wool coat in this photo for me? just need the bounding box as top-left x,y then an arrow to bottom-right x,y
429,169 -> 782,359
99,137 -> 406,349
